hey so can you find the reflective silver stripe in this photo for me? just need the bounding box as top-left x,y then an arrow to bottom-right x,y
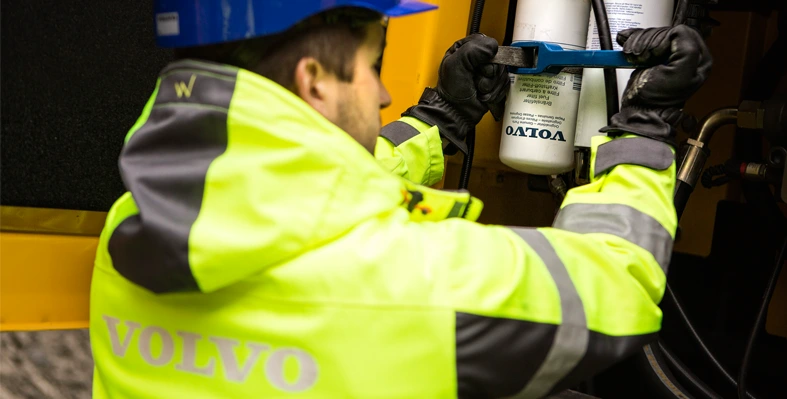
553,203 -> 673,272
594,137 -> 674,177
109,64 -> 238,293
447,201 -> 465,218
380,120 -> 420,146
507,228 -> 589,399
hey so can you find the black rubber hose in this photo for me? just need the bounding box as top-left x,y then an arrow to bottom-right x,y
738,236 -> 787,399
638,7 -> 727,398
459,132 -> 476,189
640,342 -> 696,399
674,180 -> 694,220
665,183 -> 765,399
665,285 -> 760,399
502,0 -> 519,46
458,0 -> 486,190
658,341 -> 723,399
591,0 -> 620,121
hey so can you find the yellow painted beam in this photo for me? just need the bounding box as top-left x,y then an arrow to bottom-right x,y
1,206 -> 106,236
0,232 -> 97,331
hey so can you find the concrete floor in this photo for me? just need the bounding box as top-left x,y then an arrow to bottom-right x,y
0,330 -> 93,399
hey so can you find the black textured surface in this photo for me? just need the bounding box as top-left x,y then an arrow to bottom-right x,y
1,0 -> 172,211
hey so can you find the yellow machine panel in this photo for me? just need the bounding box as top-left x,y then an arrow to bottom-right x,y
380,0 -> 472,127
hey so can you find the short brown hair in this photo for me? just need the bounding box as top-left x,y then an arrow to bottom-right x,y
174,8 -> 383,90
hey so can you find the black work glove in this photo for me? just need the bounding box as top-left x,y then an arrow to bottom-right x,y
599,25 -> 712,146
403,34 -> 510,154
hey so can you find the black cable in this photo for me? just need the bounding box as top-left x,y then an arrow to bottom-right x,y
591,0 -> 620,122
658,341 -> 723,399
639,282 -> 753,399
459,131 -> 475,189
458,0 -> 486,190
665,285 -> 761,399
738,236 -> 787,399
666,189 -> 768,399
502,0 -> 519,46
640,342 -> 697,399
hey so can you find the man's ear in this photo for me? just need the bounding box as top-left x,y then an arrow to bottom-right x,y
293,57 -> 337,117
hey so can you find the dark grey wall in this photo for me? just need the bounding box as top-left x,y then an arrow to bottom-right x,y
1,1 -> 172,211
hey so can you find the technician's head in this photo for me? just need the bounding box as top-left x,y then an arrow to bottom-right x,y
155,0 -> 437,153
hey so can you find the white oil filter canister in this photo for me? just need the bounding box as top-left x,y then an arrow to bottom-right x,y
499,0 -> 591,175
574,0 -> 674,147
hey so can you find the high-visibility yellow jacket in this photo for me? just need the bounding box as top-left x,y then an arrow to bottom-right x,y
90,59 -> 677,398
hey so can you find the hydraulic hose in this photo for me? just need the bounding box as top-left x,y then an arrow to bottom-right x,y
637,23 -> 740,399
666,285 -> 760,399
502,0 -> 519,46
640,342 -> 696,399
737,236 -> 787,399
673,180 -> 694,221
637,4 -> 784,399
458,0 -> 486,190
645,108 -> 755,398
659,105 -> 765,399
658,341 -> 722,399
591,0 -> 620,122
675,108 -> 738,217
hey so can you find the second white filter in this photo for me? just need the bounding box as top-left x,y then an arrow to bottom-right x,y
574,0 -> 675,148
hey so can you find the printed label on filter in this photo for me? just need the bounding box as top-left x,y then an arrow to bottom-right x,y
505,125 -> 567,142
503,71 -> 582,144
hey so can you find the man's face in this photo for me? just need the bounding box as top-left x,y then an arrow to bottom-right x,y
333,23 -> 392,153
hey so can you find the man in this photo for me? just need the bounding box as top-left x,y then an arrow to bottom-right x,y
90,1 -> 712,398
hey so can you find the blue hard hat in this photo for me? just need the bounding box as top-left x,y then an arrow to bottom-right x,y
154,0 -> 438,48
